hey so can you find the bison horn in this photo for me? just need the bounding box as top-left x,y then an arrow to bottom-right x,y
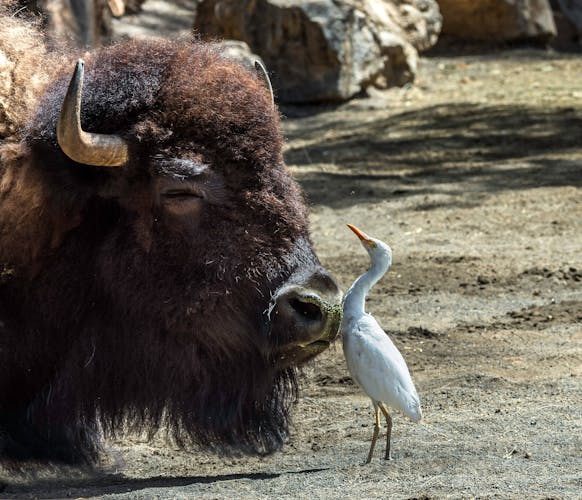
57,59 -> 129,167
254,60 -> 275,108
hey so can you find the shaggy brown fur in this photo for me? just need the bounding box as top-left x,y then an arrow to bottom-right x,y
0,0 -> 117,142
0,7 -> 56,140
0,17 -> 340,467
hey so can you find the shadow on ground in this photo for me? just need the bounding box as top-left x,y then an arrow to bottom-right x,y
285,103 -> 582,208
2,468 -> 328,499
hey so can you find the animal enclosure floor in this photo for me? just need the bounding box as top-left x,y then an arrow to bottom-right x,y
2,51 -> 581,499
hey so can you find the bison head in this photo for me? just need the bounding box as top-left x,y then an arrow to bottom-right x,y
0,39 -> 341,464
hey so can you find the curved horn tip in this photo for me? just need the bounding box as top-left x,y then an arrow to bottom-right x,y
57,58 -> 129,168
71,59 -> 85,83
254,59 -> 266,73
254,59 -> 275,108
68,60 -> 84,95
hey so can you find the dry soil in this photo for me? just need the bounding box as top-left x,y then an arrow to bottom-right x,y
2,27 -> 581,500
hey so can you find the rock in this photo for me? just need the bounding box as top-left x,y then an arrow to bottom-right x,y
556,0 -> 582,33
551,8 -> 580,48
436,0 -> 557,42
16,0 -> 153,47
219,40 -> 265,72
121,0 -> 148,15
14,0 -> 122,48
111,0 -> 197,41
193,0 -> 442,103
551,0 -> 582,48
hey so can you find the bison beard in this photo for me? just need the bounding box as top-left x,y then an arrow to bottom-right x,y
1,236 -> 303,464
0,36 -> 341,466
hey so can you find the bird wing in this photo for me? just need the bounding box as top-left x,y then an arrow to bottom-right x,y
342,314 -> 422,421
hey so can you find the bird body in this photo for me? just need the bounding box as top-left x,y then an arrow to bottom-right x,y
341,224 -> 422,462
342,314 -> 422,423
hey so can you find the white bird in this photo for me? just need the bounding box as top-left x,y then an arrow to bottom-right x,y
341,224 -> 422,463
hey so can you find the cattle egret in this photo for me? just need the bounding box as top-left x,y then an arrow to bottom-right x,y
341,224 -> 422,463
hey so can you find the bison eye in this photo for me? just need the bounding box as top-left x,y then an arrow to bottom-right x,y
160,186 -> 205,216
162,190 -> 203,200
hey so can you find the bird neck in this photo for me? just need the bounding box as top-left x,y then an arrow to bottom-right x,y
343,256 -> 389,318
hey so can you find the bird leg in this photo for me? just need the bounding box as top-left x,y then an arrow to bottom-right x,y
379,403 -> 393,460
365,403 -> 381,464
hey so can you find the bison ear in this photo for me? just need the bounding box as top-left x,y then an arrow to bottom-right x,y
57,59 -> 129,167
254,60 -> 275,109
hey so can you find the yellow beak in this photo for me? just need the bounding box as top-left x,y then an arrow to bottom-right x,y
347,224 -> 376,247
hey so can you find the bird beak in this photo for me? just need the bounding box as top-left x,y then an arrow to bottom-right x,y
347,224 -> 376,247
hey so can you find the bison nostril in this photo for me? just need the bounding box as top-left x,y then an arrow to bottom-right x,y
289,298 -> 323,322
272,282 -> 341,353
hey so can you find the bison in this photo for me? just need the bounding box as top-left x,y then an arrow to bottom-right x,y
0,24 -> 342,466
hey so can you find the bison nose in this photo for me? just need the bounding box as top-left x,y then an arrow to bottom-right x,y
276,288 -> 331,343
271,270 -> 342,367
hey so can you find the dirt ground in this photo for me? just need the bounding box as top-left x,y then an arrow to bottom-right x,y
2,13 -> 582,500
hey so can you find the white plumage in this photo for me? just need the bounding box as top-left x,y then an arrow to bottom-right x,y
341,224 -> 422,463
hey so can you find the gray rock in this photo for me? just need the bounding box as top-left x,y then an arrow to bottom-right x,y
194,0 -> 442,103
437,0 -> 557,42
219,40 -> 265,72
556,0 -> 582,35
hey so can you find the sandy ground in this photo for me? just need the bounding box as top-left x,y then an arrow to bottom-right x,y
2,7 -> 582,500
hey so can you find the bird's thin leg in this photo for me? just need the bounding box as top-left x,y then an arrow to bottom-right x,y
379,403 -> 393,460
365,402 -> 381,464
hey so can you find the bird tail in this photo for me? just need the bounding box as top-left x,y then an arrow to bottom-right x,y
404,393 -> 423,422
409,404 -> 422,423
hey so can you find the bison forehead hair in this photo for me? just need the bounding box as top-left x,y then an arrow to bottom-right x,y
32,40 -> 284,166
0,38 -> 342,466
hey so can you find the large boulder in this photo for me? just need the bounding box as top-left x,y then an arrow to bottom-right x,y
556,0 -> 582,30
436,0 -> 557,42
193,0 -> 442,103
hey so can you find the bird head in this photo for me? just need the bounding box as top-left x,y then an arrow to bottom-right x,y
347,224 -> 393,264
